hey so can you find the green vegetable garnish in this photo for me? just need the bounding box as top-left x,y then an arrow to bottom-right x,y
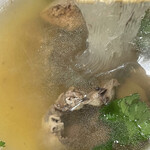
93,94 -> 150,150
0,141 -> 5,148
94,140 -> 113,150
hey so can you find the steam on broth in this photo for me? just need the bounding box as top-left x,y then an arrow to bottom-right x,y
0,0 -> 150,150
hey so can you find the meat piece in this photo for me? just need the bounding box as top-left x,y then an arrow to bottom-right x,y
40,0 -> 86,31
43,79 -> 119,150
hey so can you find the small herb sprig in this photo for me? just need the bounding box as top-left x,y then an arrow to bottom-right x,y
0,141 -> 5,148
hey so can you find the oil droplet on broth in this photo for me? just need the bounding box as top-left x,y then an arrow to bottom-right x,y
0,0 -> 64,150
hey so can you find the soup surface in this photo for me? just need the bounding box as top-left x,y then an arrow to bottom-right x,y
0,0 -> 150,150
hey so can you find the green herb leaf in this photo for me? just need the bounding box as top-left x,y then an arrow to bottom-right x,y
94,94 -> 150,150
0,141 -> 5,147
93,141 -> 113,150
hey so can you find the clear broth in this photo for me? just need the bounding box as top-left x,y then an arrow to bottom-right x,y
0,1 -> 150,150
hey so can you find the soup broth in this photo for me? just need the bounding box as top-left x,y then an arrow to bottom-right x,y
0,0 -> 150,150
